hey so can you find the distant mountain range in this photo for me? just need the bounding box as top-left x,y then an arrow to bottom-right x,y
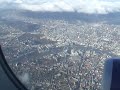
0,8 -> 120,25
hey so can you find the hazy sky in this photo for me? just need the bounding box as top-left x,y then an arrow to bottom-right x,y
0,0 -> 120,14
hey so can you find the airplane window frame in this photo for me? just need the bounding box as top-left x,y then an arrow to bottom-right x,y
0,45 -> 28,90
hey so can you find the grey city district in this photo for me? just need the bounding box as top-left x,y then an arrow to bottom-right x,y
0,10 -> 120,90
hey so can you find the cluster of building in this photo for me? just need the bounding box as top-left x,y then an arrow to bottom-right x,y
1,17 -> 120,90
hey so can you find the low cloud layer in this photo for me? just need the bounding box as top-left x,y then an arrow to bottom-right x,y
1,0 -> 120,14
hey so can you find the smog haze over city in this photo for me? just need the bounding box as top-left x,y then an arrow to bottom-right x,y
0,0 -> 120,90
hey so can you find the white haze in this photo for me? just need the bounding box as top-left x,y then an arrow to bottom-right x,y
19,73 -> 30,84
1,0 -> 120,14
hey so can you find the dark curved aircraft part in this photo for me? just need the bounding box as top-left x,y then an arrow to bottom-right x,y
103,58 -> 120,90
0,46 -> 28,90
